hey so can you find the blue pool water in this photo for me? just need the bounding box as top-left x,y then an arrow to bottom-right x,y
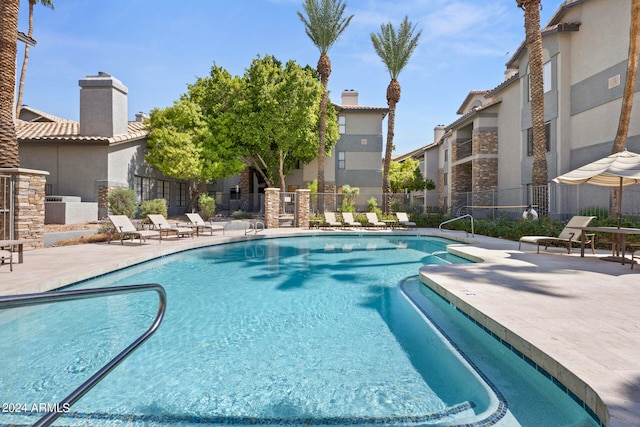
0,236 -> 599,426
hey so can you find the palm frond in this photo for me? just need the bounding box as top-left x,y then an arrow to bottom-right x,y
297,0 -> 353,53
370,16 -> 421,79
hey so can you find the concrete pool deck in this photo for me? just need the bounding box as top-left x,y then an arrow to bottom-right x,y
0,226 -> 638,427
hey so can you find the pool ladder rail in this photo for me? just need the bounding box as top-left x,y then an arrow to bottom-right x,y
0,283 -> 167,427
245,220 -> 265,235
439,214 -> 475,237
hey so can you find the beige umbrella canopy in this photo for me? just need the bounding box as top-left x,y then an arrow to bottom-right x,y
553,149 -> 640,227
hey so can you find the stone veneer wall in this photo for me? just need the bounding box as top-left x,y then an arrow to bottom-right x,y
0,169 -> 49,247
264,188 -> 280,229
295,189 -> 310,228
471,129 -> 499,206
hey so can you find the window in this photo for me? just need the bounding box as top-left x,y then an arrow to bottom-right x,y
444,149 -> 448,163
443,172 -> 448,186
338,116 -> 346,134
338,151 -> 346,169
157,179 -> 170,205
527,122 -> 551,156
135,176 -> 152,202
543,61 -> 552,93
177,183 -> 188,207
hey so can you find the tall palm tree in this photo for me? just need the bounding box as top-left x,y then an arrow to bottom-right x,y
371,16 -> 421,214
0,0 -> 21,168
298,0 -> 353,212
15,0 -> 55,118
610,0 -> 640,217
517,0 -> 548,218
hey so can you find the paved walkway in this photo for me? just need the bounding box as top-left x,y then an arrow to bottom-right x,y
1,227 -> 638,427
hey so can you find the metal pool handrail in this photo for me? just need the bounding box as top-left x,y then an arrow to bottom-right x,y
0,283 -> 167,427
439,214 -> 475,237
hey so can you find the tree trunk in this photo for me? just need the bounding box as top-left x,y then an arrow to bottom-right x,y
382,79 -> 401,214
0,0 -> 20,168
15,0 -> 35,118
316,52 -> 331,213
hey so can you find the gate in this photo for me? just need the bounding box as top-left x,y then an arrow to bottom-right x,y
0,174 -> 14,240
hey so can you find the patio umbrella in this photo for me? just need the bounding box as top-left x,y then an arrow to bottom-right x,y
553,149 -> 640,227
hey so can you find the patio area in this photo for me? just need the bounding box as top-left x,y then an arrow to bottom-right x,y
1,227 -> 639,427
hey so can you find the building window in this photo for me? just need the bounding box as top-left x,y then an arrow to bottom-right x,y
543,61 -> 552,93
338,151 -> 346,169
338,116 -> 346,134
444,149 -> 448,163
527,122 -> 551,156
177,183 -> 188,207
135,176 -> 152,202
443,172 -> 448,186
157,179 -> 170,205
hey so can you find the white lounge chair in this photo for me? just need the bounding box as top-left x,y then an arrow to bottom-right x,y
519,215 -> 596,254
396,212 -> 416,228
341,212 -> 362,227
147,214 -> 194,240
365,212 -> 386,229
323,212 -> 342,228
108,215 -> 160,245
185,213 -> 225,236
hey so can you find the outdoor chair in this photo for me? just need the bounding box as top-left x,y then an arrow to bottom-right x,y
341,212 -> 362,227
323,212 -> 342,228
185,213 -> 225,236
148,214 -> 194,240
365,212 -> 386,229
0,249 -> 12,271
518,215 -> 597,254
396,212 -> 416,228
108,215 -> 160,245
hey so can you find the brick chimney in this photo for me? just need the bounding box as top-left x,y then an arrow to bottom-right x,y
341,89 -> 359,106
79,72 -> 128,137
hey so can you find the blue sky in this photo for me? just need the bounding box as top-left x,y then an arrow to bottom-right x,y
17,0 -> 565,155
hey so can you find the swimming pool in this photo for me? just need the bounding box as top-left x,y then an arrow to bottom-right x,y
0,236 -> 600,426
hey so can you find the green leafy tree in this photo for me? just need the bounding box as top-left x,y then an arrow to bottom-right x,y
239,55 -> 338,189
340,184 -> 359,212
145,96 -> 244,209
371,16 -> 421,213
298,0 -> 353,211
198,193 -> 216,220
388,158 -> 435,193
107,187 -> 137,217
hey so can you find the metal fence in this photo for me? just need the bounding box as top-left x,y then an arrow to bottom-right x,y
0,174 -> 14,240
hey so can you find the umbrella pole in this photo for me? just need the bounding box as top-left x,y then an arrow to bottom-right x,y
618,177 -> 623,229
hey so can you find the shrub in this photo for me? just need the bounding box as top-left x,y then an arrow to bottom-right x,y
340,185 -> 359,212
367,197 -> 382,215
198,193 -> 216,220
140,198 -> 168,220
232,210 -> 252,219
107,187 -> 137,217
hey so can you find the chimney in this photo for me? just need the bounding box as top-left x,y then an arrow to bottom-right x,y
79,72 -> 128,137
434,125 -> 446,143
135,112 -> 148,122
341,89 -> 359,106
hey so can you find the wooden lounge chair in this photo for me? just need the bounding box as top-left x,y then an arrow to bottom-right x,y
341,212 -> 362,227
0,249 -> 12,271
396,212 -> 416,228
108,215 -> 159,245
185,213 -> 225,236
365,212 -> 386,229
148,214 -> 194,240
519,215 -> 596,254
323,212 -> 342,228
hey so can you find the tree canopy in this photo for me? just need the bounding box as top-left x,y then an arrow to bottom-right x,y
388,158 -> 435,193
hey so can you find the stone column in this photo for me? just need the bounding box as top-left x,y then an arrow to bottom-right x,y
295,189 -> 310,228
264,188 -> 280,229
0,168 -> 49,247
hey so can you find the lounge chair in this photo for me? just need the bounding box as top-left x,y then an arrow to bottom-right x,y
185,213 -> 225,236
519,215 -> 597,254
108,215 -> 160,245
0,249 -> 12,271
365,212 -> 386,229
147,214 -> 194,240
341,212 -> 362,227
323,212 -> 342,228
396,212 -> 416,228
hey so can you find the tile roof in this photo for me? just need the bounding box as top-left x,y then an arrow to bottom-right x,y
17,120 -> 149,145
18,106 -> 76,123
334,103 -> 389,115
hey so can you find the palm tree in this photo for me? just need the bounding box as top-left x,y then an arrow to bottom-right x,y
371,16 -> 421,214
298,0 -> 353,212
610,0 -> 640,217
517,0 -> 548,218
15,0 -> 55,118
0,0 -> 21,168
